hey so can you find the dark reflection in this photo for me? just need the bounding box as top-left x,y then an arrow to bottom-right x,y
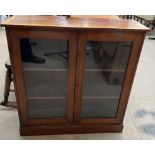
81,41 -> 132,118
28,99 -> 66,118
20,38 -> 68,118
91,41 -> 132,85
81,98 -> 119,118
21,39 -> 68,69
24,71 -> 67,97
20,39 -> 46,63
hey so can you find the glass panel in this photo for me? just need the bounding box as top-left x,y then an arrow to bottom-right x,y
81,98 -> 119,118
20,38 -> 68,118
28,99 -> 66,118
81,41 -> 132,118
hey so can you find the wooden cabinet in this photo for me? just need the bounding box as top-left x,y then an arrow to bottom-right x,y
1,16 -> 149,136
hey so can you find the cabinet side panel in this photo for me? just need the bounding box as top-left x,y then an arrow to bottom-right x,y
116,32 -> 146,123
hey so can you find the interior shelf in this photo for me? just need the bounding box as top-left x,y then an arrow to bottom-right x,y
28,98 -> 66,118
83,71 -> 123,97
24,71 -> 67,97
81,98 -> 119,118
24,68 -> 67,72
27,97 -> 66,100
83,96 -> 119,99
84,69 -> 125,72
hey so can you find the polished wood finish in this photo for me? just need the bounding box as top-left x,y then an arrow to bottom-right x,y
1,16 -> 149,136
20,124 -> 123,136
72,15 -> 120,19
116,33 -> 146,123
1,15 -> 149,31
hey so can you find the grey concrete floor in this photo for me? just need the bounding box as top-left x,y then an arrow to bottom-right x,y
0,29 -> 155,139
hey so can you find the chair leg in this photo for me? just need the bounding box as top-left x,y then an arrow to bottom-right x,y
152,23 -> 155,30
1,68 -> 12,106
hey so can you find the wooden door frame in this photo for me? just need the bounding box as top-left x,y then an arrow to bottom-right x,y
6,28 -> 77,126
74,30 -> 146,124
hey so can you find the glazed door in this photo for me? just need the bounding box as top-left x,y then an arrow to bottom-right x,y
8,29 -> 77,125
74,31 -> 142,124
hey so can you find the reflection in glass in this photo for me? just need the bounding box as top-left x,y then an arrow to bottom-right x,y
20,38 -> 68,118
81,41 -> 132,118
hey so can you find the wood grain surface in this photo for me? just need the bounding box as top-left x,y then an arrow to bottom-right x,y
1,15 -> 149,31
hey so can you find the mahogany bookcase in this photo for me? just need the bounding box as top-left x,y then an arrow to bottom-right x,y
1,16 -> 149,136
